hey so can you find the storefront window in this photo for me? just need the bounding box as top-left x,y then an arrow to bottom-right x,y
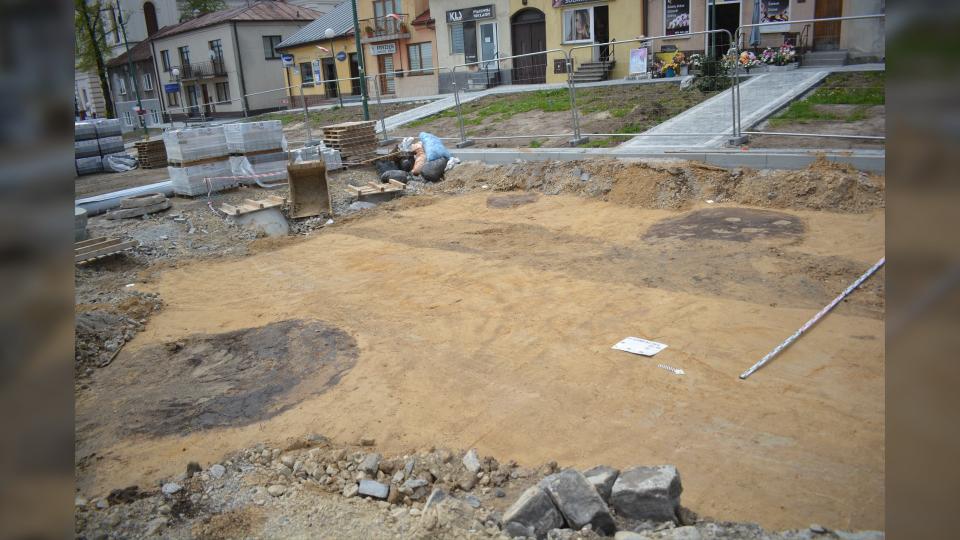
562,7 -> 593,44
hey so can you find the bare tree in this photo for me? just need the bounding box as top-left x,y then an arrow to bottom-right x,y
74,0 -> 115,118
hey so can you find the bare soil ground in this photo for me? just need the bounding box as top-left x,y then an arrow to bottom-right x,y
75,157 -> 885,534
392,83 -> 719,148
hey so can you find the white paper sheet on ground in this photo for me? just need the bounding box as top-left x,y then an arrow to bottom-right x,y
612,337 -> 668,357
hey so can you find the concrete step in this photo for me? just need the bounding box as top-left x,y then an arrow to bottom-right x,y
802,59 -> 847,67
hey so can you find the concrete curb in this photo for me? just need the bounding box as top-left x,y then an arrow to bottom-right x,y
448,147 -> 885,173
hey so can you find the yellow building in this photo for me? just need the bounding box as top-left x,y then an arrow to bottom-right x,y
355,0 -> 437,97
276,3 -> 362,106
507,0 -> 645,84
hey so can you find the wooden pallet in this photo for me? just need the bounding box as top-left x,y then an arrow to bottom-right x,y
219,195 -> 286,216
75,237 -> 138,265
341,150 -> 400,168
345,179 -> 406,199
167,155 -> 229,168
228,147 -> 284,158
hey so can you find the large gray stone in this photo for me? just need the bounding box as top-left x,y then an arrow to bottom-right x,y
462,448 -> 481,473
359,452 -> 382,476
609,465 -> 682,522
583,465 -> 620,502
358,479 -> 389,499
540,469 -> 616,535
503,485 -> 564,540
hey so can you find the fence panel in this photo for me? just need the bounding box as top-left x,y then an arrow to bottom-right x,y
567,30 -> 740,148
736,14 -> 886,148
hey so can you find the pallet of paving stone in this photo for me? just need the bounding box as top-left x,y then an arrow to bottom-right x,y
134,140 -> 167,169
219,195 -> 287,217
322,121 -> 377,155
75,237 -> 138,265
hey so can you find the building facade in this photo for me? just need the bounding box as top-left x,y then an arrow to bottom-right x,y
149,2 -> 320,120
433,0 -> 511,92
642,0 -> 884,60
105,40 -> 165,132
355,0 -> 438,97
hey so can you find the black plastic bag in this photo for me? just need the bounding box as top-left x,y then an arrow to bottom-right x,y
420,157 -> 448,183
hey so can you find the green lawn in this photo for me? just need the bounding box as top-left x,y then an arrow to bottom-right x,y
770,71 -> 884,126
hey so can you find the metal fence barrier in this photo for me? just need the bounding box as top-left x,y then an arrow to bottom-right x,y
152,15 -> 885,154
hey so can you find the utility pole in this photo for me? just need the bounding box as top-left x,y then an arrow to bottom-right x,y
116,8 -> 145,135
350,0 -> 370,120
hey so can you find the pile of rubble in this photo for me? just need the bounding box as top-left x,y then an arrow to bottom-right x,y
75,442 -> 883,539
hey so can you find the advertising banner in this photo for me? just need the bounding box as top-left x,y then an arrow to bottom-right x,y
629,48 -> 649,74
665,0 -> 691,36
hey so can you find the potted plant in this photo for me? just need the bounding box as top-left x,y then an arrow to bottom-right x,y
673,52 -> 689,76
688,53 -> 704,75
365,26 -> 374,37
738,50 -> 763,73
761,43 -> 798,70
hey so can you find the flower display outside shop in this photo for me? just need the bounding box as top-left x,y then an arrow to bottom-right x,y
739,51 -> 763,70
761,43 -> 797,66
688,53 -> 704,71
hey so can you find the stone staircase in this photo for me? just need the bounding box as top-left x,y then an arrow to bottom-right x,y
801,50 -> 848,68
571,61 -> 615,83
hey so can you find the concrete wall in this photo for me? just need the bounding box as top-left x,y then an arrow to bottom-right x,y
840,0 -> 885,60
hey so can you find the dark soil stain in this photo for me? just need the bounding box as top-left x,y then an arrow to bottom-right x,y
645,208 -> 805,242
81,319 -> 357,439
487,193 -> 540,208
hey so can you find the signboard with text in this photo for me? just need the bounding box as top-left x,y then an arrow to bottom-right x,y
665,0 -> 691,36
446,5 -> 495,23
629,48 -> 648,74
281,53 -> 294,67
369,43 -> 396,55
760,0 -> 790,32
163,82 -> 180,93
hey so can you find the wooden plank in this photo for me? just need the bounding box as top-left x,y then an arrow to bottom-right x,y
220,203 -> 240,215
75,240 -> 137,263
75,236 -> 110,249
75,238 -> 123,256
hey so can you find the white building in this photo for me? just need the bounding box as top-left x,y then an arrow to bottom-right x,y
149,1 -> 322,120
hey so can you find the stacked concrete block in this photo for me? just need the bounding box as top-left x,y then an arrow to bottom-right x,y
163,126 -> 228,163
164,126 -> 231,196
75,118 -> 127,176
224,121 -> 284,153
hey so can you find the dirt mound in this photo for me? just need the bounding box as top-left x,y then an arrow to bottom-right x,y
75,292 -> 163,376
78,319 -> 357,439
442,158 -> 884,212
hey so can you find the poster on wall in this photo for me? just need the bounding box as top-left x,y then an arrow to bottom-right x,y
759,0 -> 790,33
562,7 -> 593,43
665,0 -> 691,36
629,48 -> 648,74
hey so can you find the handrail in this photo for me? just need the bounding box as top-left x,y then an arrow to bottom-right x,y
735,13 -> 885,49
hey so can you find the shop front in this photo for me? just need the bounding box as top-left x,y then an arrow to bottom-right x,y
434,0 -> 512,92
507,0 -> 643,84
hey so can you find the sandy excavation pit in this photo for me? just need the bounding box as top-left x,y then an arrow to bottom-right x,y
75,160 -> 884,532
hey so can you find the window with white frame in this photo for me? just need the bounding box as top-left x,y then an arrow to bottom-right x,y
263,36 -> 282,59
166,89 -> 180,107
150,109 -> 161,124
562,7 -> 594,44
407,42 -> 433,75
122,110 -> 133,125
117,76 -> 127,95
299,62 -> 314,85
160,49 -> 171,71
450,23 -> 465,54
215,82 -> 230,103
143,72 -> 154,91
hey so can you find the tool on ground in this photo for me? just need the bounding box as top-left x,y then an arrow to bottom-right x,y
739,257 -> 885,380
657,364 -> 685,376
287,160 -> 331,218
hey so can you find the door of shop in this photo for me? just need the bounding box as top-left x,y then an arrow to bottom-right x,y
594,5 -> 609,62
377,54 -> 396,94
322,58 -> 338,98
814,0 -> 843,50
349,53 -> 361,95
510,8 -> 546,84
707,0 -> 739,58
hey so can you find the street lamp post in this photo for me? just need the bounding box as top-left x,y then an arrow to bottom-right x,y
325,28 -> 344,108
349,0 -> 370,120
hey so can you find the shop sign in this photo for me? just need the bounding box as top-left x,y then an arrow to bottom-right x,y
552,0 -> 601,6
163,82 -> 180,93
369,43 -> 396,55
336,51 -> 347,62
760,0 -> 790,32
665,0 -> 691,36
446,5 -> 495,24
281,53 -> 295,67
